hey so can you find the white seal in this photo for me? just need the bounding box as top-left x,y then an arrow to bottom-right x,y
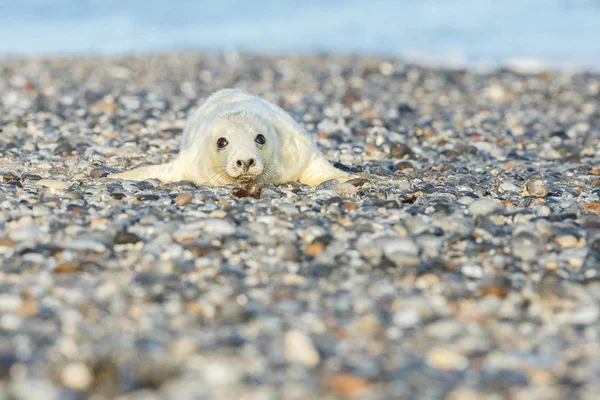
109,89 -> 351,186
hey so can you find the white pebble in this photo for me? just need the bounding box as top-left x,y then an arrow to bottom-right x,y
468,199 -> 502,216
35,180 -> 71,190
61,363 -> 93,390
284,329 -> 320,367
203,219 -> 236,236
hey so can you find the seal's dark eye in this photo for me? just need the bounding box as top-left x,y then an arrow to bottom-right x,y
216,137 -> 228,149
255,134 -> 266,145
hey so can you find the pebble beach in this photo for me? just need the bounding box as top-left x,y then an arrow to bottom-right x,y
0,53 -> 599,399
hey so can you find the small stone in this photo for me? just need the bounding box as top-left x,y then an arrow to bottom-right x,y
54,142 -> 74,156
231,183 -> 261,199
343,202 -> 359,211
276,244 -> 300,261
337,182 -> 358,196
184,302 -> 204,315
345,178 -> 368,187
136,180 -> 158,190
584,203 -> 600,214
393,309 -> 420,327
333,162 -> 353,172
324,374 -> 371,398
58,239 -> 106,252
201,360 -> 244,386
390,143 -> 412,158
137,194 -> 159,201
394,161 -> 414,172
203,219 -> 236,236
481,285 -> 508,298
282,274 -> 307,286
61,363 -> 93,390
462,264 -> 483,278
10,379 -> 59,400
22,173 -> 42,181
525,179 -> 549,198
499,181 -> 520,193
89,167 -> 113,179
218,301 -> 251,323
468,199 -> 502,216
90,101 -> 119,113
0,294 -> 21,312
18,294 -> 39,318
305,242 -> 326,256
175,193 -> 193,206
284,330 -> 320,367
114,232 -> 141,245
36,179 -> 71,190
22,141 -> 37,152
535,219 -> 553,239
555,235 -> 578,248
2,171 -> 20,182
447,388 -> 482,400
54,264 -> 80,274
65,191 -> 84,200
316,179 -> 339,191
426,347 -> 468,371
9,226 -> 46,242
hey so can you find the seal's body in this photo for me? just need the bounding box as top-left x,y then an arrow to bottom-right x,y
110,89 -> 350,186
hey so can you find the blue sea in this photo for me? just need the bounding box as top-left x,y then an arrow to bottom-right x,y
1,0 -> 599,71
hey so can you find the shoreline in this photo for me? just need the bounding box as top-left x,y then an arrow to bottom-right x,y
1,50 -> 599,75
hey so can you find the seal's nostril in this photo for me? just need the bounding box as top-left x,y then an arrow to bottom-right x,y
236,160 -> 242,167
248,158 -> 255,167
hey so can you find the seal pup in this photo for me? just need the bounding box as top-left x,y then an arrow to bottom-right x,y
109,88 -> 350,186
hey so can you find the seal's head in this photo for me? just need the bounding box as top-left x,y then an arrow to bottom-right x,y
207,112 -> 280,184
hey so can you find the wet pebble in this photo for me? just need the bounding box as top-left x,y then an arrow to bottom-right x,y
231,183 -> 261,199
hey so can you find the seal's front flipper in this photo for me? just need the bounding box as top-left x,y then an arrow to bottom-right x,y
108,162 -> 178,182
298,156 -> 351,186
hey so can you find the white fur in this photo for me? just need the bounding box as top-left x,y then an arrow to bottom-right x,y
110,88 -> 350,186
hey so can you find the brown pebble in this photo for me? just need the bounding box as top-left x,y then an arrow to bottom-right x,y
2,172 -> 20,182
55,264 -> 80,274
231,183 -> 261,199
343,202 -> 359,211
19,292 -> 39,318
481,286 -> 508,298
524,179 -> 549,198
0,239 -> 16,248
346,178 -> 368,187
184,302 -> 204,315
89,168 -> 110,179
175,193 -> 192,206
186,243 -> 218,257
90,101 -> 119,113
584,203 -> 600,214
324,374 -> 371,398
365,145 -> 377,154
305,242 -> 326,256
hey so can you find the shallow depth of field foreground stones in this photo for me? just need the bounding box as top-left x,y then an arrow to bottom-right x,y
1,53 -> 600,400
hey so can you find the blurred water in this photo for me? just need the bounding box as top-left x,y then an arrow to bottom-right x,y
1,0 -> 599,70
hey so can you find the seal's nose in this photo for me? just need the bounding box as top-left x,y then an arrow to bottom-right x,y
236,158 -> 255,172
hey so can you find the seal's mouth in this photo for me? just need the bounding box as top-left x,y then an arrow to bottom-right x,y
233,174 -> 259,183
